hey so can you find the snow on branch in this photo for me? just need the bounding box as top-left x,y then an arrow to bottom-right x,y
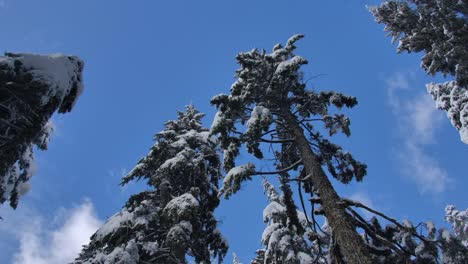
0,52 -> 84,208
219,163 -> 255,199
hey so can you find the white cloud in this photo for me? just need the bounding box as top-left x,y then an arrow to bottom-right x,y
10,200 -> 102,264
386,72 -> 450,194
405,94 -> 444,143
400,142 -> 450,194
386,72 -> 411,110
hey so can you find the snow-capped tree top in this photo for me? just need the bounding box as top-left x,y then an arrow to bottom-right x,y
1,52 -> 84,112
76,106 -> 227,264
163,104 -> 205,134
210,35 -> 366,185
0,52 -> 84,209
122,105 -> 220,189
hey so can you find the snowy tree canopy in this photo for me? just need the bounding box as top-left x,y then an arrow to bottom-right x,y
369,0 -> 468,143
0,52 -> 84,208
210,35 -> 372,263
74,106 -> 228,264
210,34 -> 366,190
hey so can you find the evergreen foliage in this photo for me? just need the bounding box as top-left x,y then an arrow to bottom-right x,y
369,0 -> 468,143
254,179 -> 327,264
256,181 -> 468,263
210,35 -> 372,263
337,199 -> 468,264
0,53 -> 84,208
74,106 -> 228,264
210,34 -> 468,264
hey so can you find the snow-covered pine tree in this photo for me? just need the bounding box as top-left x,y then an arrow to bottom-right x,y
0,53 -> 84,208
210,35 -> 372,263
253,178 -> 328,264
369,0 -> 468,143
74,106 -> 228,264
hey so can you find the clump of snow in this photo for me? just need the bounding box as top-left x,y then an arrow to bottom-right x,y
426,221 -> 436,236
1,166 -> 18,201
263,201 -> 286,222
94,209 -> 133,240
403,219 -> 413,229
126,163 -> 146,178
210,111 -> 224,133
275,56 -> 307,75
8,52 -> 84,111
35,121 -> 55,149
0,56 -> 14,68
297,252 -> 313,264
219,163 -> 255,199
427,81 -> 468,144
199,130 -> 217,144
246,106 -> 272,132
7,144 -> 38,201
91,239 -> 140,264
165,220 -> 193,247
223,163 -> 255,185
262,223 -> 281,244
92,198 -> 160,242
163,193 -> 199,220
159,148 -> 192,170
286,34 -> 304,48
21,145 -> 37,179
441,229 -> 452,243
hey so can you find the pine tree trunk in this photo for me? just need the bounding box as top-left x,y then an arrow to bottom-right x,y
283,110 -> 372,264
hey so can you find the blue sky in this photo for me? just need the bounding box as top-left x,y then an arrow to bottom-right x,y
0,0 -> 466,263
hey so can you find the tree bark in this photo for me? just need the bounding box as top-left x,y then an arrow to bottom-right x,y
283,110 -> 372,264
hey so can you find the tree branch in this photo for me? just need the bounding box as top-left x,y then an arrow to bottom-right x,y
342,198 -> 441,248
251,159 -> 302,176
259,138 -> 294,144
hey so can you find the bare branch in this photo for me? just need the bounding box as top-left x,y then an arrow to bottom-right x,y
259,138 -> 294,144
342,198 -> 441,248
251,159 -> 302,176
346,206 -> 409,256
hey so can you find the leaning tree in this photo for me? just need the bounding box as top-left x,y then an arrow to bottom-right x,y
74,106 -> 228,264
211,35 -> 467,264
210,34 -> 372,263
0,53 -> 84,208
